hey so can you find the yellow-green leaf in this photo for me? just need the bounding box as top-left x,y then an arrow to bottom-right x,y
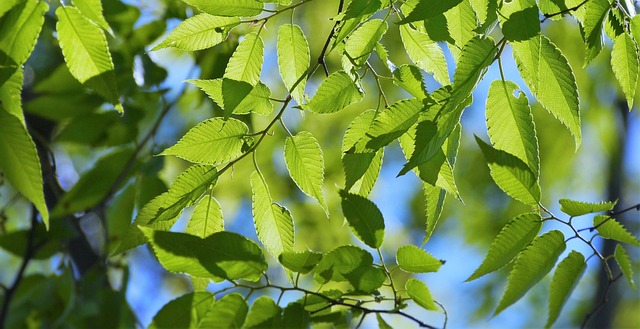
182,0 -> 263,17
284,131 -> 327,214
611,32 -> 639,108
187,196 -> 224,238
301,71 -> 363,114
614,245 -> 636,289
594,215 -> 640,247
396,245 -> 443,273
546,251 -> 586,328
152,14 -> 239,51
72,0 -> 112,34
400,25 -> 449,85
406,278 -> 439,311
277,24 -> 309,104
344,19 -> 388,67
559,198 -> 616,216
224,32 -> 264,86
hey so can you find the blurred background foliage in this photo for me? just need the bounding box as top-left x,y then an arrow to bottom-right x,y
0,0 -> 638,328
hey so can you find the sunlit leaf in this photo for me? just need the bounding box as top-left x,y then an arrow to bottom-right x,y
611,32 -> 639,108
0,0 -> 47,66
366,98 -> 425,150
582,0 -> 609,66
301,71 -> 363,114
187,196 -> 224,238
399,0 -> 463,24
72,0 -> 112,34
282,302 -> 311,329
277,24 -> 309,104
392,64 -> 428,99
443,0 -> 477,60
400,25 -> 449,85
284,132 -> 328,214
339,190 -> 385,248
406,278 -> 439,311
559,198 -> 616,216
594,215 -> 640,247
149,292 -> 215,329
345,19 -> 388,67
182,0 -> 263,17
279,251 -> 323,274
333,0 -> 382,48
313,245 -> 372,284
198,293 -> 248,328
187,78 -> 272,116
546,251 -> 586,328
614,245 -> 636,289
396,245 -> 443,273
224,32 -> 264,86
152,14 -> 239,51
244,296 -> 282,329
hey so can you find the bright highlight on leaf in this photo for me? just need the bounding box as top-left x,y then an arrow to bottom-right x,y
546,251 -> 586,328
181,0 -> 263,17
152,14 -> 239,51
301,71 -> 363,114
559,198 -> 617,216
344,19 -> 388,67
187,196 -> 224,238
277,24 -> 309,104
0,0 -> 48,66
611,32 -> 639,109
396,245 -> 443,273
399,25 -> 449,85
224,32 -> 264,86
284,132 -> 328,214
406,278 -> 439,311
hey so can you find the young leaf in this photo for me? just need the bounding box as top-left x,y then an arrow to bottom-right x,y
611,32 -> 639,108
405,278 -> 439,311
0,0 -> 47,66
187,196 -> 224,238
443,0 -> 477,60
467,212 -> 542,281
344,19 -> 388,67
582,0 -> 609,66
339,190 -> 385,248
0,108 -> 49,228
250,171 -> 295,258
614,245 -> 636,289
594,215 -> 640,247
332,0 -> 382,48
546,251 -> 587,328
244,296 -> 282,329
396,245 -> 443,273
475,136 -> 541,205
142,229 -> 268,282
511,35 -> 581,148
198,293 -> 248,328
152,14 -> 239,51
399,0 -> 463,24
224,32 -> 264,86
187,79 -> 272,115
72,0 -> 112,34
399,25 -> 449,85
181,0 -> 263,17
558,198 -> 616,216
366,98 -> 425,150
392,65 -> 428,99
423,183 -> 446,245
148,292 -> 215,329
277,24 -> 309,104
278,251 -> 323,274
284,132 -> 328,214
495,230 -> 566,315
160,118 -> 249,165
301,71 -> 363,114
486,80 -> 539,176
55,6 -> 120,109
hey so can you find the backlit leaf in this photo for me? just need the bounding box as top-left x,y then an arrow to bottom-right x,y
339,190 -> 385,248
546,251 -> 586,328
392,65 -> 428,99
277,24 -> 309,104
182,0 -> 263,17
611,32 -> 639,108
198,293 -> 248,328
279,251 -> 323,274
399,25 -> 449,85
366,98 -> 425,150
72,0 -> 112,34
244,296 -> 281,329
582,0 -> 609,66
614,245 -> 636,289
344,19 -> 388,66
406,278 -> 439,311
149,292 -> 215,329
284,132 -> 328,214
152,14 -> 239,51
443,0 -> 477,60
187,196 -> 224,238
396,245 -> 443,273
187,78 -> 272,116
0,0 -> 47,65
399,0 -> 463,24
559,198 -> 616,216
301,71 -> 363,114
313,245 -> 372,284
224,32 -> 263,86
333,0 -> 382,48
594,215 -> 640,247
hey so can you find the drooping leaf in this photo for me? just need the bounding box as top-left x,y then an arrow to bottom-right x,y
160,118 -> 249,165
396,245 -> 443,273
495,230 -> 566,315
422,183 -> 446,245
0,0 -> 47,66
594,215 -> 640,247
406,278 -> 439,311
366,98 -> 425,150
301,71 -> 363,114
181,0 -> 263,17
72,0 -> 112,34
142,229 -> 268,282
392,65 -> 428,99
152,14 -> 239,51
546,251 -> 587,328
55,6 -> 120,108
198,293 -> 248,328
511,35 -> 581,148
582,0 -> 609,66
631,15 -> 640,45
614,245 -> 636,289
244,296 -> 282,329
278,251 -> 323,274
148,292 -> 215,329
486,80 -> 539,176
475,136 -> 541,205
0,108 -> 49,228
284,132 -> 328,214
277,24 -> 309,104
187,78 -> 272,116
344,19 -> 388,67
399,25 -> 449,85
187,196 -> 224,238
250,171 -> 295,258
443,0 -> 478,60
611,32 -> 639,108
399,0 -> 464,24
339,190 -> 385,248
467,213 -> 542,281
224,32 -> 264,86
558,198 -> 616,216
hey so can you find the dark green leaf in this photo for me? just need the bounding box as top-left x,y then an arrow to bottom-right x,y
279,251 -> 323,274
339,190 -> 385,248
198,293 -> 248,328
546,251 -> 586,328
149,292 -> 215,329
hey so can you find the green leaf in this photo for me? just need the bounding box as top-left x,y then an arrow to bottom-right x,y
72,0 -> 112,34
422,183 -> 446,245
244,297 -> 282,329
399,0 -> 463,24
224,32 -> 264,86
392,65 -> 428,99
346,266 -> 386,293
339,190 -> 385,248
0,68 -> 23,121
594,215 -> 640,247
614,245 -> 636,289
301,71 -> 363,114
495,230 -> 566,315
0,0 -> 21,18
469,0 -> 492,23
486,80 -> 539,176
344,19 -> 388,67
152,14 -> 239,51
546,251 -> 586,328
406,278 -> 439,311
142,229 -> 268,282
187,78 -> 272,116
282,302 -> 311,329
333,0 -> 382,48
343,109 -> 376,153
250,171 -> 295,258
278,251 -> 323,274
558,198 -> 616,216
396,245 -> 443,273
342,149 -> 383,197
399,25 -> 449,85
284,132 -> 328,214
160,118 -> 249,165
277,24 -> 309,104
313,245 -> 372,284
187,196 -> 224,238
582,0 -> 609,66
56,6 -> 120,108
475,136 -> 541,205
198,293 -> 248,328
181,0 -> 263,17
0,108 -> 48,228
468,212 -> 542,281
443,0 -> 478,60
500,5 -> 541,42
611,32 -> 639,108
149,292 -> 215,329
631,15 -> 640,46
0,0 -> 47,65
377,314 -> 393,329
366,98 -> 425,150
512,36 -> 581,148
